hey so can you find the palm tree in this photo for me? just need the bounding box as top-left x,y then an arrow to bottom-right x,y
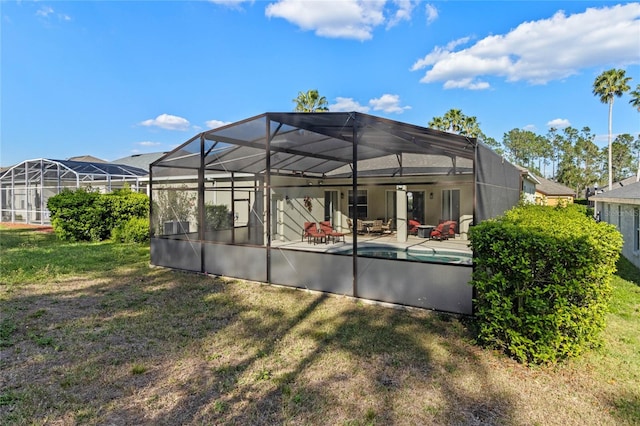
459,115 -> 481,137
443,109 -> 463,133
293,89 -> 329,112
428,116 -> 448,132
630,84 -> 640,112
592,69 -> 631,189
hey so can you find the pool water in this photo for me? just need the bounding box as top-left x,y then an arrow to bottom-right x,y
336,246 -> 472,265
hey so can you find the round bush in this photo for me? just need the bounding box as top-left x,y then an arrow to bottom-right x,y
469,204 -> 623,364
111,217 -> 149,243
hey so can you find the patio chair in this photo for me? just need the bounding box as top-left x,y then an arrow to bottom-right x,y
356,219 -> 367,235
444,220 -> 457,238
381,218 -> 393,234
369,219 -> 383,234
319,221 -> 346,243
346,218 -> 354,234
408,219 -> 421,235
430,222 -> 450,241
302,222 -> 326,244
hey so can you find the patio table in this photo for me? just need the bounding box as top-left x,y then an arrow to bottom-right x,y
417,225 -> 435,238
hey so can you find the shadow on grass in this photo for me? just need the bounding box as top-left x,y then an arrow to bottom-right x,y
1,262 -> 518,425
616,256 -> 640,287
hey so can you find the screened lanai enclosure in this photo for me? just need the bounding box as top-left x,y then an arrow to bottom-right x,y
150,112 -> 521,315
0,158 -> 147,225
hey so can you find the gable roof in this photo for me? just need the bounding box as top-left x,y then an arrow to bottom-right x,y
600,175 -> 640,192
514,165 -> 541,185
68,155 -> 108,163
111,152 -> 167,172
534,175 -> 575,196
592,181 -> 640,204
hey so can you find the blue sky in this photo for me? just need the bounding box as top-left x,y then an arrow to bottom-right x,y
2,0 -> 639,167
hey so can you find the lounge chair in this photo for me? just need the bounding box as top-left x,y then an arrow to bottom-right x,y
302,222 -> 326,244
319,221 -> 346,243
430,222 -> 450,241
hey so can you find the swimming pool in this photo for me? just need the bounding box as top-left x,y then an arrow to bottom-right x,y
333,245 -> 472,265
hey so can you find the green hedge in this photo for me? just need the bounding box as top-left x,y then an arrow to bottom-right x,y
47,188 -> 149,242
469,204 -> 623,364
111,217 -> 150,243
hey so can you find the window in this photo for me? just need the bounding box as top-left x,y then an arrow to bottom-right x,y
348,190 -> 368,219
635,208 -> 639,252
442,189 -> 460,222
618,205 -> 622,229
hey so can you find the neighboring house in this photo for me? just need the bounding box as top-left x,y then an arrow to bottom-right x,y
112,152 -> 167,172
592,180 -> 640,270
68,155 -> 108,163
515,166 -> 541,204
534,176 -> 576,206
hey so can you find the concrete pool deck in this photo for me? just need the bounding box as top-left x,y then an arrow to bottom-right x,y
270,232 -> 472,255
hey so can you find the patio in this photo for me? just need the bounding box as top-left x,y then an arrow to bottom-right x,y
271,230 -> 472,257
149,112 -> 521,315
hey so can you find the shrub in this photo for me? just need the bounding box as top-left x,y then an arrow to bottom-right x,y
204,204 -> 232,231
100,188 -> 149,231
469,204 -> 623,364
47,188 -> 106,241
48,187 -> 149,242
111,217 -> 150,243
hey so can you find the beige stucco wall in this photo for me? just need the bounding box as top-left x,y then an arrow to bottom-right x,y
270,174 -> 474,243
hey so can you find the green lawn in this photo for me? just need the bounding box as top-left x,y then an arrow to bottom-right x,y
1,226 -> 638,425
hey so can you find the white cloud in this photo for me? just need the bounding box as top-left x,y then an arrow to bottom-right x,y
330,97 -> 370,112
369,94 -> 411,114
208,0 -> 250,9
411,3 -> 640,89
36,6 -> 54,18
139,114 -> 191,131
425,3 -> 438,25
138,141 -> 162,147
265,0 -> 415,41
330,94 -> 410,114
205,119 -> 232,129
35,5 -> 71,22
547,118 -> 571,129
387,0 -> 416,29
523,124 -> 537,132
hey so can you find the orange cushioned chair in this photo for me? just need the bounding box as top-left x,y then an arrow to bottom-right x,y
319,221 -> 346,243
302,222 -> 326,244
430,222 -> 450,241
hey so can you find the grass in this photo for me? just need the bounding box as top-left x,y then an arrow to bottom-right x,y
1,225 -> 639,425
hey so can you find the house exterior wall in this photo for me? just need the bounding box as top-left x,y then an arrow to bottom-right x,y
269,174 -> 474,243
535,193 -> 574,207
595,202 -> 640,270
521,179 -> 536,204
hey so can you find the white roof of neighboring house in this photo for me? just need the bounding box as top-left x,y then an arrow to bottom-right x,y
111,152 -> 167,172
514,165 -> 541,185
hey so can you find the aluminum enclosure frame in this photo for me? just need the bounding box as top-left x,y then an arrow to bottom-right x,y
150,112 -> 520,315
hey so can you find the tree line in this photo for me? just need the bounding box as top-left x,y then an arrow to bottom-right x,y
294,68 -> 639,196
